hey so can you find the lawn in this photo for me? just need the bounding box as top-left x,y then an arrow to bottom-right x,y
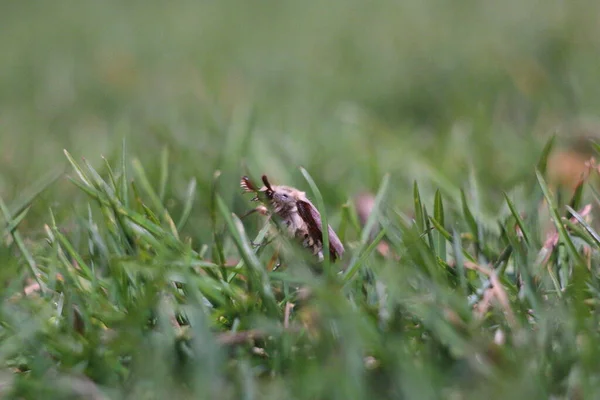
2,1 -> 600,399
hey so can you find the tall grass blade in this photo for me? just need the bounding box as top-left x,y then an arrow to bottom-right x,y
300,167 -> 332,275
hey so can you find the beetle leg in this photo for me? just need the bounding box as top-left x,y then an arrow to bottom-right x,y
240,206 -> 270,220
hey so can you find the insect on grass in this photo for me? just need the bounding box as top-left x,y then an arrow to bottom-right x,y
240,175 -> 344,262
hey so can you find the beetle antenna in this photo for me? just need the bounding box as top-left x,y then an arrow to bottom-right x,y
262,175 -> 273,192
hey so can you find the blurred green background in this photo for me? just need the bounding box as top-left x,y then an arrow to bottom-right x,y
2,0 -> 599,228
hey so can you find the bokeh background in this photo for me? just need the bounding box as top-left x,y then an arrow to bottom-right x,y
2,0 -> 600,235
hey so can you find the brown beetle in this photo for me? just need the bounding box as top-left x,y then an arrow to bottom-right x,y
241,175 -> 344,262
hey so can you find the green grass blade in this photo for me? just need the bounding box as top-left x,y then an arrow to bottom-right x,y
563,219 -> 597,248
460,189 -> 479,243
429,216 -> 476,264
452,228 -> 467,295
131,158 -> 178,238
428,216 -> 452,242
337,203 -> 349,243
343,228 -> 387,284
536,171 -> 584,266
299,167 -> 332,275
565,205 -> 600,247
210,170 -> 226,267
503,192 -> 531,244
131,158 -> 165,213
3,206 -> 30,236
413,181 -> 425,233
433,190 -> 446,261
216,196 -> 279,316
536,134 -> 556,176
102,156 -> 119,193
64,149 -> 92,187
0,195 -> 46,293
177,178 -> 197,231
120,137 -> 129,208
159,146 -> 169,202
343,174 -> 390,283
423,206 -> 435,250
567,181 -> 585,218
